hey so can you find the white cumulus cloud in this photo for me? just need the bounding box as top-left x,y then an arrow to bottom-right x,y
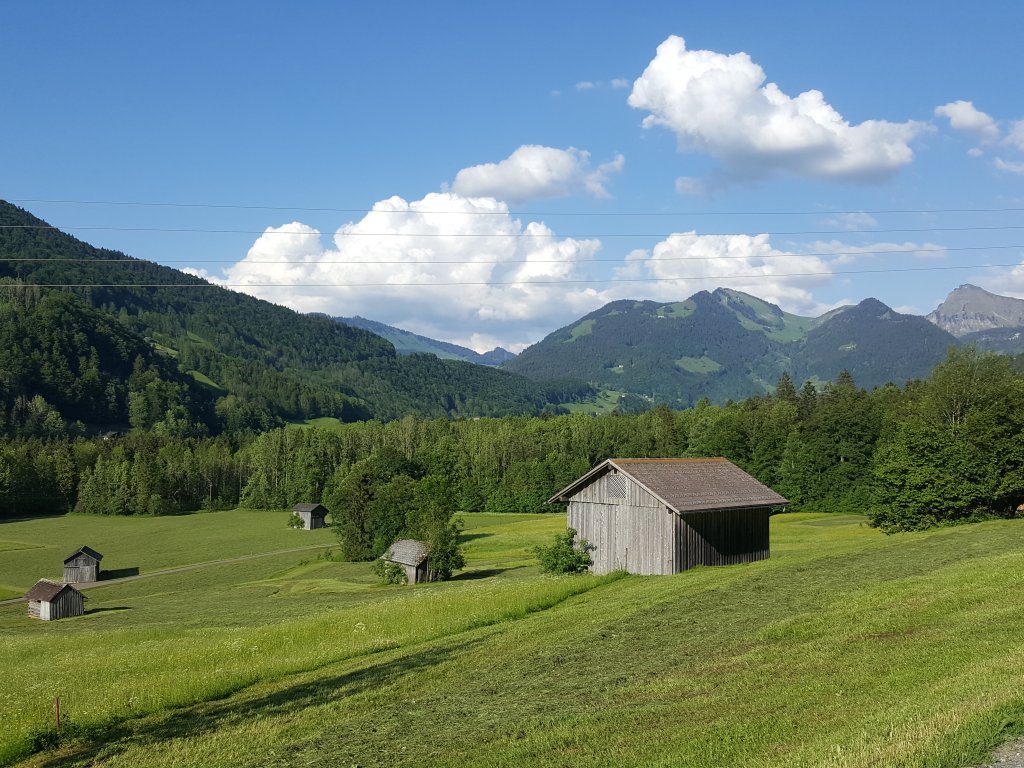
204,192 -> 606,352
935,100 -> 999,142
610,231 -> 835,315
451,145 -> 624,203
628,35 -> 925,183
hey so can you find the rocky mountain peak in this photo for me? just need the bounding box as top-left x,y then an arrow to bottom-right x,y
927,284 -> 1024,337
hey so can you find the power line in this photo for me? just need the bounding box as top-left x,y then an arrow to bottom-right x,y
5,223 -> 1024,238
1,243 -> 1020,266
2,261 -> 1020,288
8,196 -> 1024,217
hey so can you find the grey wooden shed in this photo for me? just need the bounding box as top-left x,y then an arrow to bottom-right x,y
25,579 -> 86,621
548,458 -> 787,575
381,539 -> 433,584
63,546 -> 103,583
292,503 -> 329,530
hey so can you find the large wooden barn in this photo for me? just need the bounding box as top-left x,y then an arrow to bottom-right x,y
63,546 -> 103,583
381,539 -> 433,584
25,579 -> 86,621
548,458 -> 787,575
292,503 -> 329,530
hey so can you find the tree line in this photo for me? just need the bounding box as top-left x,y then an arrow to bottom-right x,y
2,348 -> 1022,536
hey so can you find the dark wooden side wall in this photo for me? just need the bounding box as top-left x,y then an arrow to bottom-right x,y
675,507 -> 770,570
52,588 -> 85,620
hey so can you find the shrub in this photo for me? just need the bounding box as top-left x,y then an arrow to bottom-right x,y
286,512 -> 304,529
373,559 -> 408,585
534,528 -> 592,574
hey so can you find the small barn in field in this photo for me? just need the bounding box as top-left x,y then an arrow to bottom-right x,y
25,579 -> 86,621
292,503 -> 329,530
548,458 -> 787,575
381,539 -> 433,584
63,546 -> 103,583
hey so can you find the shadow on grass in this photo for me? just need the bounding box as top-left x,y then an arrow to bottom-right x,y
459,532 -> 494,543
84,607 -> 131,616
451,566 -> 523,581
34,637 -> 487,767
101,567 -> 140,580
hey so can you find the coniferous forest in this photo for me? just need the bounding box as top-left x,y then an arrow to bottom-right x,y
4,347 -> 1024,543
3,201 -> 1024,547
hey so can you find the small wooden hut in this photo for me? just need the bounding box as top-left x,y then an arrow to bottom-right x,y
292,503 -> 329,530
63,546 -> 103,583
548,458 -> 787,575
25,579 -> 86,621
381,539 -> 433,584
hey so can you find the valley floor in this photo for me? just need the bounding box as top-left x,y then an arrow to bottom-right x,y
2,511 -> 1024,767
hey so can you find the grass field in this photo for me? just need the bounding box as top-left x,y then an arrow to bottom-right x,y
3,512 -> 1024,767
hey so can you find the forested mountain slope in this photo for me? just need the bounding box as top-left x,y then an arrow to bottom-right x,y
793,299 -> 957,389
505,288 -> 957,406
0,202 -> 587,433
336,315 -> 515,366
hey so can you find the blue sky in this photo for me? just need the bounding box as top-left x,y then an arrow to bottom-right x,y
3,2 -> 1024,351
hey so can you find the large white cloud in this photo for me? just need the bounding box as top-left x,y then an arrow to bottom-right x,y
451,145 -> 624,203
628,36 -> 925,183
609,232 -> 836,315
935,100 -> 999,142
208,192 -> 605,352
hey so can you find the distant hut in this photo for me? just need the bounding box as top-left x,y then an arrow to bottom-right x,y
25,579 -> 86,621
63,546 -> 103,583
292,503 -> 329,530
548,458 -> 787,575
381,539 -> 433,584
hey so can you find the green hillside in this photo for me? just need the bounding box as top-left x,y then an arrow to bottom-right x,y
794,298 -> 958,389
505,288 -> 958,406
336,315 -> 515,366
0,202 -> 586,432
3,512 -> 1024,767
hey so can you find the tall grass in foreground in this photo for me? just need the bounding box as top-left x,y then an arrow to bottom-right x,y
0,573 -> 618,766
36,517 -> 1024,768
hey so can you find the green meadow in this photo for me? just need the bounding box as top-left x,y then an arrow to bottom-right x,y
2,512 -> 1024,767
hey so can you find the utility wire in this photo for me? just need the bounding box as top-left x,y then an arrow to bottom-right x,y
5,223 -> 1024,237
7,196 -> 1024,217
2,261 -> 1020,288
1,243 -> 1020,265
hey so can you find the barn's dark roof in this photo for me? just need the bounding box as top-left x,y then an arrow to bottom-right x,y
25,579 -> 83,602
63,546 -> 103,564
292,503 -> 328,516
382,539 -> 429,566
548,458 -> 787,513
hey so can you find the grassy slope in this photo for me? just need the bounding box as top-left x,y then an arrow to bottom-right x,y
6,514 -> 1024,767
0,512 -> 569,765
0,510 -> 337,599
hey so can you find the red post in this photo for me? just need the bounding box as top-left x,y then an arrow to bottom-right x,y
54,697 -> 60,733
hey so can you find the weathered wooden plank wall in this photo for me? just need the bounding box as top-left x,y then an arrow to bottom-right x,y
568,471 -> 676,575
64,555 -> 99,583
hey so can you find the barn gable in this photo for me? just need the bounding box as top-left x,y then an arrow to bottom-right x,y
63,546 -> 103,583
549,458 -> 787,576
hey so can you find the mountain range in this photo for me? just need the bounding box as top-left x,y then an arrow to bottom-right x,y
3,199 -> 1024,430
335,316 -> 515,366
0,201 -> 589,436
502,289 -> 961,407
